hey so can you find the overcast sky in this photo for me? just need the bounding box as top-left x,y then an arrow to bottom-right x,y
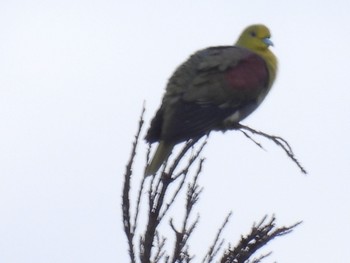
1,1 -> 350,262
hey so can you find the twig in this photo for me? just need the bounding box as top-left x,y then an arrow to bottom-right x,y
122,105 -> 145,263
203,212 -> 232,263
220,215 -> 302,263
234,123 -> 307,174
167,138 -> 201,178
142,173 -> 172,263
159,173 -> 187,220
169,159 -> 204,263
153,232 -> 167,263
172,139 -> 207,180
133,175 -> 147,234
240,130 -> 265,150
141,138 -> 207,263
159,141 -> 207,220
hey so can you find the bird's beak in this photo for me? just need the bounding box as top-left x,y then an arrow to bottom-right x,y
263,37 -> 274,47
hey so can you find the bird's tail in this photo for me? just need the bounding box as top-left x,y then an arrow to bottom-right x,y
145,141 -> 174,176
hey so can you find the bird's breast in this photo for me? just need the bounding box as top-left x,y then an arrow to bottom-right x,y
225,54 -> 269,92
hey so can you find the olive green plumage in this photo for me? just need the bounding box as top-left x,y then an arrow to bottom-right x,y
145,24 -> 278,176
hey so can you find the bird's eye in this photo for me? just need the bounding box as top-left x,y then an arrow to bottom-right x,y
250,31 -> 256,37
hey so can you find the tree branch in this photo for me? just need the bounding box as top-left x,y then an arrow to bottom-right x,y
122,108 -> 304,263
203,212 -> 232,263
122,105 -> 145,263
220,215 -> 302,263
228,123 -> 307,174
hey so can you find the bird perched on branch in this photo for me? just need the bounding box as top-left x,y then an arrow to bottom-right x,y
145,24 -> 278,176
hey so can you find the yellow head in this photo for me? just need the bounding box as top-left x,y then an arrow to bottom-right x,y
235,24 -> 277,87
236,24 -> 273,51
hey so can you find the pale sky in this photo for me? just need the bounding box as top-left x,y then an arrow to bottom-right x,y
1,1 -> 350,262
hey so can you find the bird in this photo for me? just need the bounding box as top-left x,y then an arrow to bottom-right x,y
144,24 -> 278,176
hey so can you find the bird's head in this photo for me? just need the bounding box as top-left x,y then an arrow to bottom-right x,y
236,24 -> 274,52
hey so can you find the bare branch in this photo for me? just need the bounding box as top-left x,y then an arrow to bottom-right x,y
152,232 -> 167,263
158,174 -> 187,220
132,175 -> 146,234
203,212 -> 232,263
232,123 -> 307,174
169,159 -> 205,263
123,107 -> 304,263
167,137 -> 203,179
220,215 -> 302,263
172,139 -> 207,180
160,141 -> 207,220
122,105 -> 145,263
240,130 -> 265,151
141,172 -> 173,263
